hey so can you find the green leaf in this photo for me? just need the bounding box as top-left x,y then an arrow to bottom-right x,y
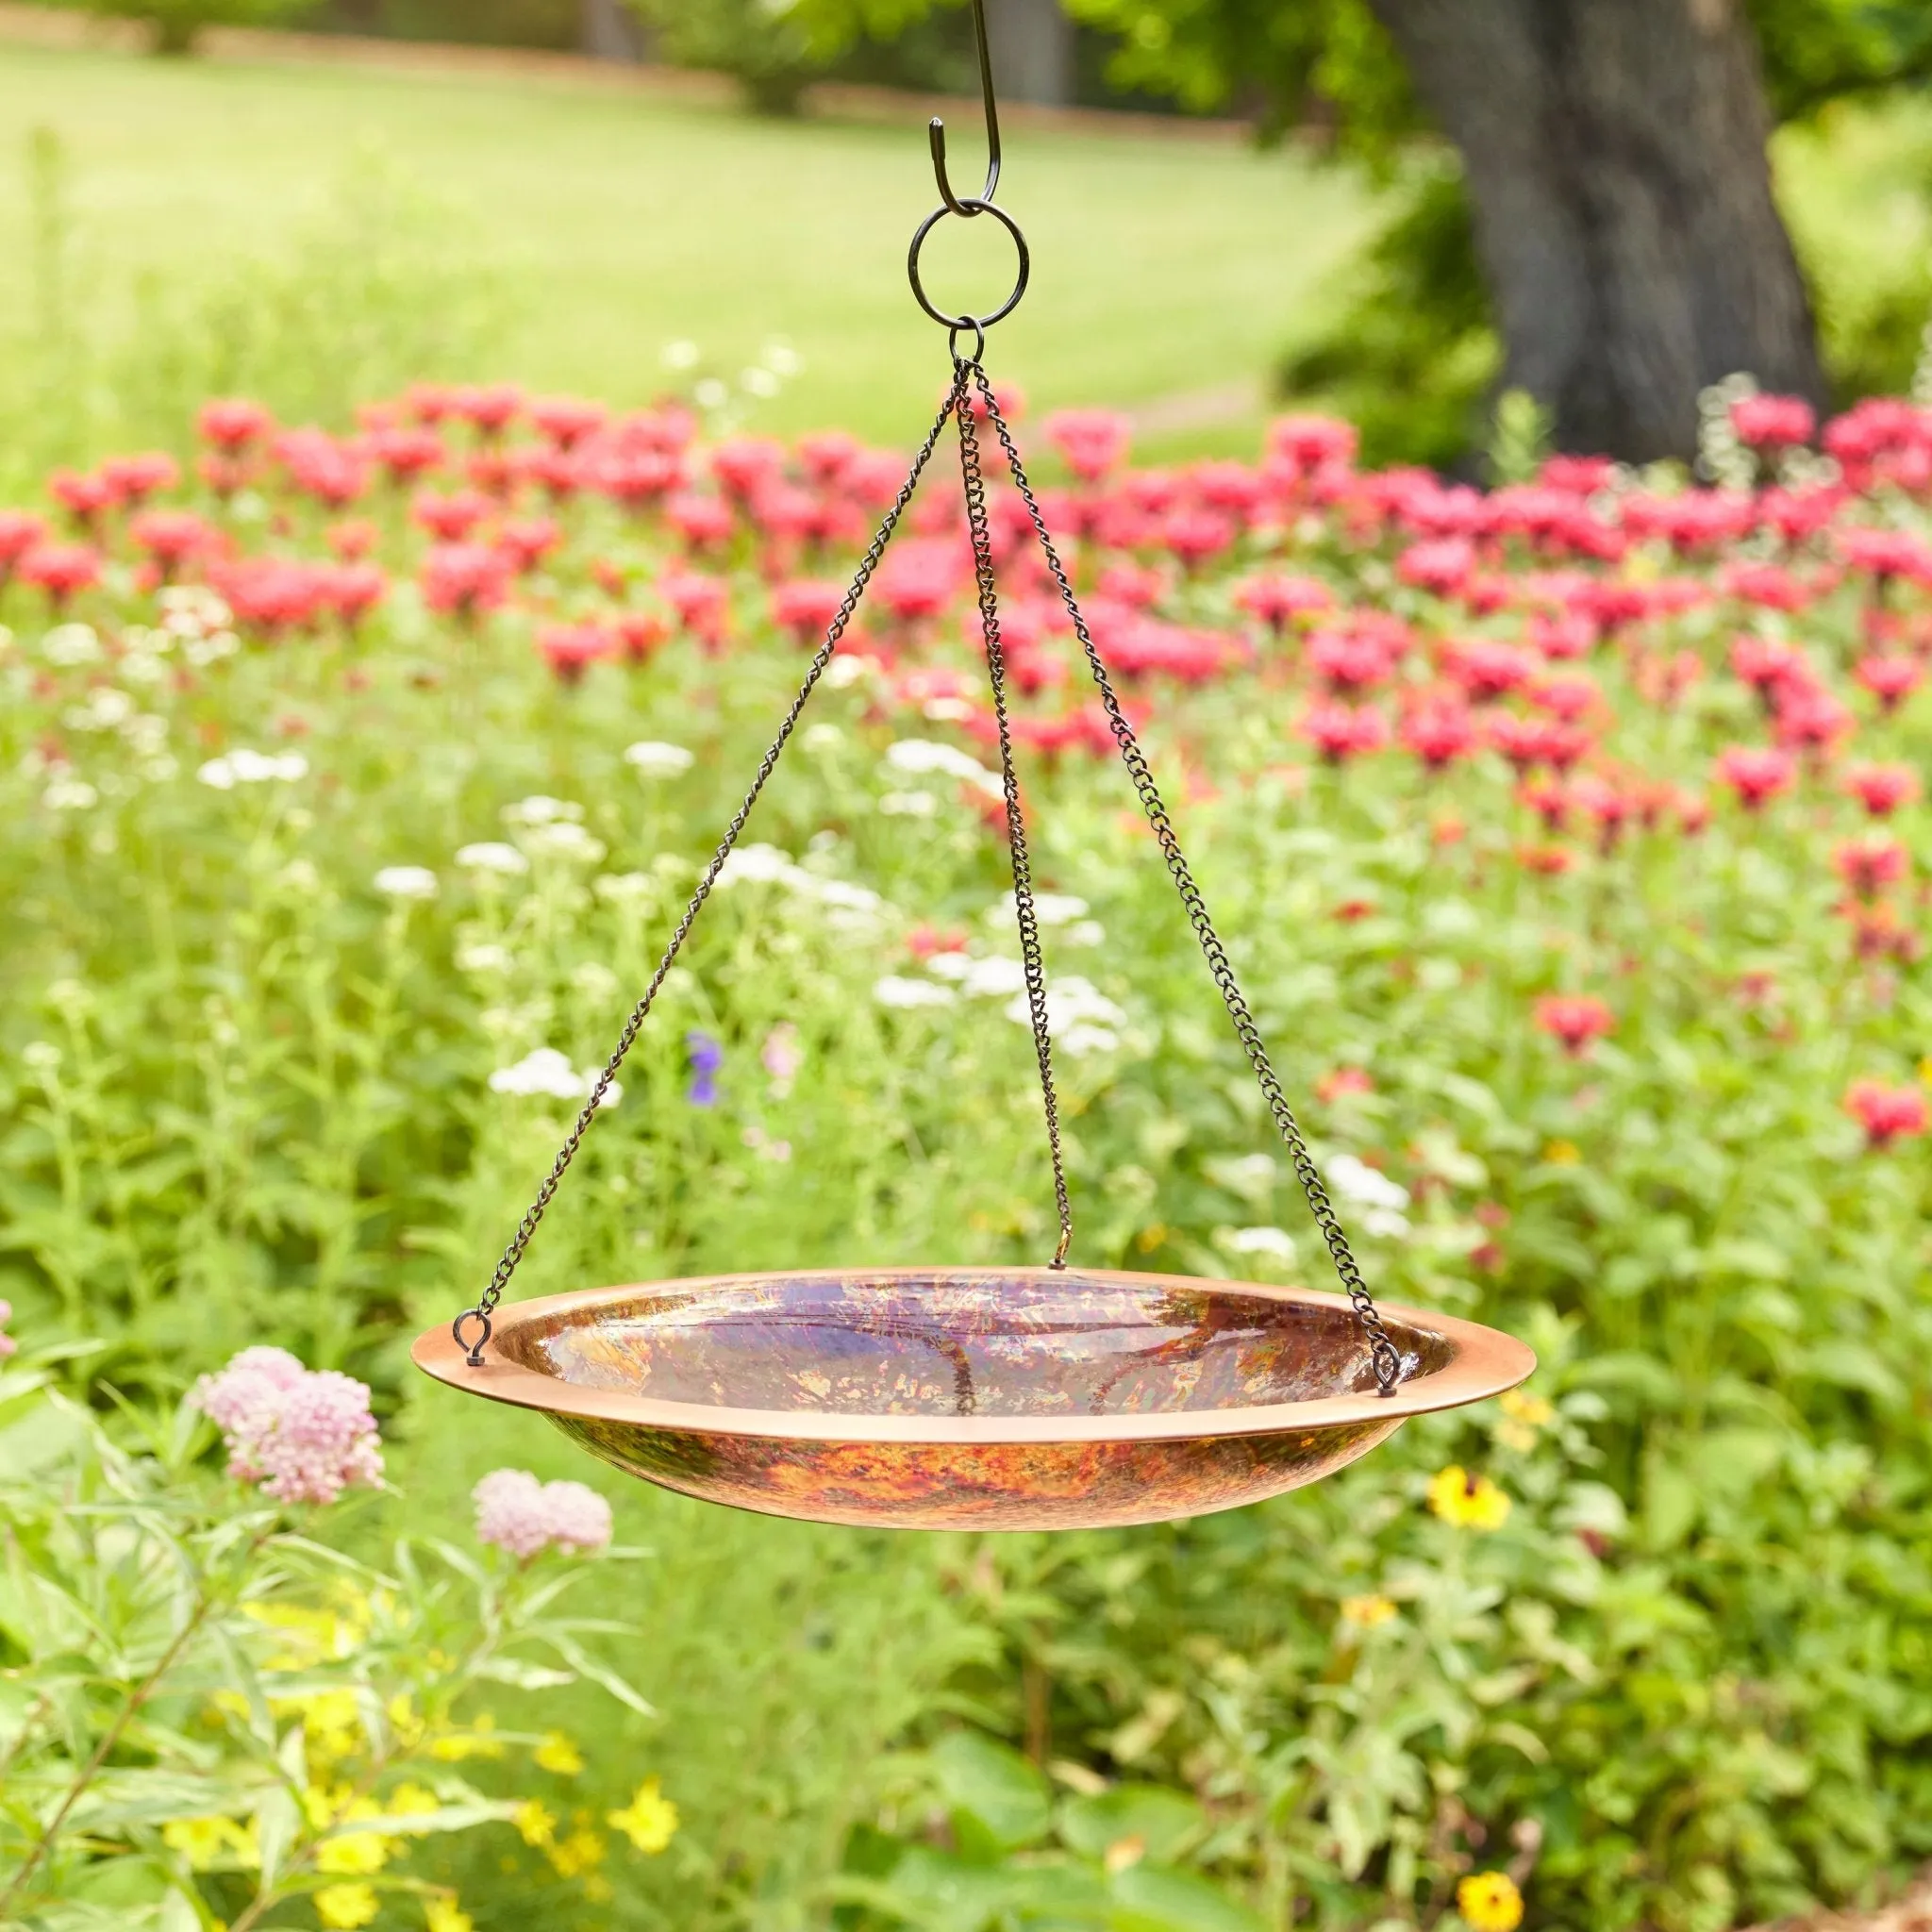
1108,1863 -> 1268,1932
928,1731 -> 1052,1851
1060,1786 -> 1204,1864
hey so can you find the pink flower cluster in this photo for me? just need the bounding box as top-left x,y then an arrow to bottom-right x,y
192,1346 -> 384,1505
472,1467 -> 613,1559
0,1296 -> 16,1361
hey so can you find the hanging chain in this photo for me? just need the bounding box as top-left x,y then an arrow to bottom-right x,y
956,374 -> 1074,1269
453,376 -> 967,1366
970,367 -> 1403,1393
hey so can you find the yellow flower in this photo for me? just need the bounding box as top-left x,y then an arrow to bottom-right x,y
386,1782 -> 441,1826
279,1687 -> 363,1765
1541,1138 -> 1581,1165
315,1883 -> 381,1930
1427,1465 -> 1512,1531
1500,1390 -> 1554,1427
1340,1593 -> 1398,1629
1457,1871 -> 1524,1932
547,1824 -> 608,1879
162,1815 -> 251,1872
1135,1223 -> 1169,1254
387,1691 -> 425,1747
1919,1055 -> 1932,1086
429,1713 -> 504,1762
534,1730 -> 584,1776
425,1898 -> 474,1932
513,1800 -> 558,1849
315,1797 -> 393,1877
608,1778 -> 679,1856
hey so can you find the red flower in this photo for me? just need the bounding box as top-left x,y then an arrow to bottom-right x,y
1517,842 -> 1574,875
1045,408 -> 1131,485
0,509 -> 51,575
50,469 -> 118,525
1855,656 -> 1924,712
16,541 -> 102,605
449,384 -> 524,436
1399,697 -> 1479,771
613,611 -> 670,662
1729,392 -> 1816,450
1232,573 -> 1332,632
666,492 -> 737,552
128,508 -> 215,575
1300,700 -> 1390,763
537,621 -> 614,685
1161,508 -> 1236,570
326,562 -> 388,625
100,452 -> 180,504
1841,761 -> 1920,817
1316,1066 -> 1374,1103
208,557 -> 334,634
420,542 -> 511,617
197,397 -> 274,450
762,577 -> 841,647
1713,744 -> 1796,810
529,394 -> 608,449
1833,834 -> 1908,898
412,488 -> 491,541
1268,414 -> 1357,473
326,519 -> 379,561
1843,1079 -> 1928,1149
1837,526 -> 1932,583
660,570 -> 731,646
1308,626 -> 1398,694
711,436 -> 787,502
1396,537 -> 1475,596
1443,638 -> 1539,703
1534,994 -> 1615,1057
367,426 -> 446,483
495,518 -> 561,574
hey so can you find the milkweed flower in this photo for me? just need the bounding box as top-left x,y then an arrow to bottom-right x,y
1426,1464 -> 1511,1530
192,1347 -> 384,1506
473,1468 -> 613,1558
1457,1871 -> 1525,1932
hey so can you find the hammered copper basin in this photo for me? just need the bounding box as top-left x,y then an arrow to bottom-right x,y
411,1268 -> 1535,1530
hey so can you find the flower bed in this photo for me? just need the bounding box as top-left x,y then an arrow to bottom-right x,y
2,379 -> 1929,1928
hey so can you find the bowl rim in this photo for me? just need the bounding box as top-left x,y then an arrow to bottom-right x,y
410,1267 -> 1537,1445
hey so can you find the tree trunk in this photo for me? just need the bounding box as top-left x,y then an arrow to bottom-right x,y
580,0 -> 646,63
985,0 -> 1074,107
1363,0 -> 1826,461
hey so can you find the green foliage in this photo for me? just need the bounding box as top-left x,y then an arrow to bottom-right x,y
0,1341 -> 660,1928
626,0 -> 824,114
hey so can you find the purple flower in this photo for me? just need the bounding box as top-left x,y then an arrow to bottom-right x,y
685,1030 -> 724,1108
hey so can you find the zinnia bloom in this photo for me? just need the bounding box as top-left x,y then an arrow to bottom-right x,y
1426,1465 -> 1511,1530
1844,1079 -> 1929,1149
1534,994 -> 1614,1056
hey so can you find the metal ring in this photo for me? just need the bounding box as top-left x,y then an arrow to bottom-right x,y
947,320 -> 988,368
908,196 -> 1030,334
452,1307 -> 493,1367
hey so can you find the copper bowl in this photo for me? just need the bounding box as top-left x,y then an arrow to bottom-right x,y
411,1267 -> 1535,1531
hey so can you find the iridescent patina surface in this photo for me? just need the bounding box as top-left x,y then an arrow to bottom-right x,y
412,1268 -> 1535,1531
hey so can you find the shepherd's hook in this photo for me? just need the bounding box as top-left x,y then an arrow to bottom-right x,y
931,0 -> 1001,215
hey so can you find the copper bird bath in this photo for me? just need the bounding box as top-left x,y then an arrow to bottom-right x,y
412,0 -> 1537,1526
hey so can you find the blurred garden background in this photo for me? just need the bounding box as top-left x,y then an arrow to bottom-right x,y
2,1 -> 1931,1929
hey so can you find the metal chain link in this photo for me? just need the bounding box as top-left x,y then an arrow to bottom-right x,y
453,376 -> 968,1365
971,367 -> 1403,1392
956,375 -> 1074,1269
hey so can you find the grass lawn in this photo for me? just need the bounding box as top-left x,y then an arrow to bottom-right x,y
0,35 -> 1377,458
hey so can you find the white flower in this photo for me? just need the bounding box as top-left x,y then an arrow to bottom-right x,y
1361,1207 -> 1412,1240
874,975 -> 958,1009
522,821 -> 607,864
1207,1153 -> 1277,1203
693,376 -> 729,411
593,872 -> 654,906
1007,976 -> 1126,1034
42,777 -> 98,811
182,629 -> 241,668
121,714 -> 169,757
716,842 -> 799,887
141,755 -> 179,784
457,841 -> 530,875
661,338 -> 701,371
929,953 -> 1027,997
41,624 -> 103,667
814,879 -> 882,914
374,866 -> 439,901
923,696 -> 976,723
1325,1154 -> 1410,1214
1221,1225 -> 1298,1261
1065,919 -> 1105,947
879,790 -> 939,817
802,724 -> 844,753
23,1041 -> 61,1072
64,689 -> 134,732
625,741 -> 695,779
502,794 -> 583,827
571,961 -> 621,1002
824,654 -> 875,690
1058,1024 -> 1120,1057
456,941 -> 513,974
199,749 -> 307,790
989,891 -> 1090,928
277,858 -> 322,894
158,585 -> 231,636
489,1047 -> 621,1108
884,739 -> 1002,799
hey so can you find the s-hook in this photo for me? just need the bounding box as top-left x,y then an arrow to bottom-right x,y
908,0 -> 1031,336
931,0 -> 1001,214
